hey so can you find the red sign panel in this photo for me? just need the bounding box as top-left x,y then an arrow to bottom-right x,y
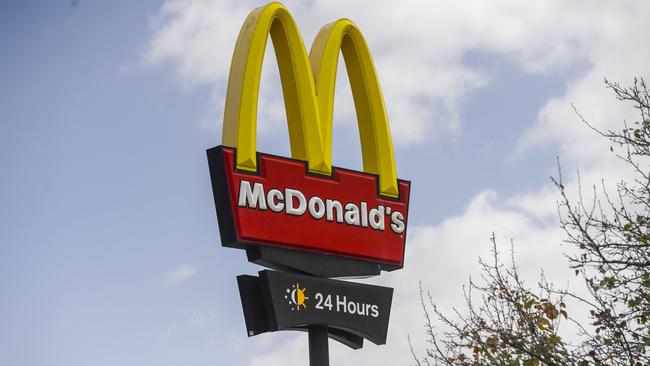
207,146 -> 410,269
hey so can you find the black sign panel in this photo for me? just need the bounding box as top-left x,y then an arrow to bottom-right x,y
238,270 -> 393,346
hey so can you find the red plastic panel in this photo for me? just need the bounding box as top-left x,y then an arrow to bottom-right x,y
217,147 -> 410,268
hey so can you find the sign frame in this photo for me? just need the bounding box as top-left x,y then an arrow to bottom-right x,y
208,146 -> 411,275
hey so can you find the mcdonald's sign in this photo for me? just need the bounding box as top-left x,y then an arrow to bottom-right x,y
208,2 -> 411,271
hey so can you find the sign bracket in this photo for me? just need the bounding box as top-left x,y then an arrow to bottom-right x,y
246,246 -> 381,278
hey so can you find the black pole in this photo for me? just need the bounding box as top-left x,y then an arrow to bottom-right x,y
308,325 -> 329,366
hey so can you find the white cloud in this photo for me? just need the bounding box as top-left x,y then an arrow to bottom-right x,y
512,2 -> 650,165
143,1 -> 650,147
164,264 -> 198,286
143,0 -> 252,88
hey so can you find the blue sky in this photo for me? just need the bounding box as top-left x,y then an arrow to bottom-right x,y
2,1 -> 649,365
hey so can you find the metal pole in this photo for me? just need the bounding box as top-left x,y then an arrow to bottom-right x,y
308,325 -> 329,366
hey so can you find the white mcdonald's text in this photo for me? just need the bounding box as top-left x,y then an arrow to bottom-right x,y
237,180 -> 405,234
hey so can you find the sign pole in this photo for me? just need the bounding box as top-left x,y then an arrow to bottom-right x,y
308,325 -> 329,366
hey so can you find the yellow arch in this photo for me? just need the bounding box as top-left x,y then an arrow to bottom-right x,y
222,2 -> 398,198
310,19 -> 397,197
222,3 -> 325,172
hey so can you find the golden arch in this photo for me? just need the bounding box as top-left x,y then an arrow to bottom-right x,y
222,2 -> 398,198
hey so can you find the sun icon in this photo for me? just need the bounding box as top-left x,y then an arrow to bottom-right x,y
284,283 -> 309,310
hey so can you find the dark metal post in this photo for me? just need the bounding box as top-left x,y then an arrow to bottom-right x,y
308,325 -> 329,366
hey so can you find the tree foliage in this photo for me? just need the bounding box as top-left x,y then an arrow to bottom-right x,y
411,79 -> 650,366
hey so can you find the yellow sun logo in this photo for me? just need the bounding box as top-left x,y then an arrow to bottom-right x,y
285,283 -> 309,311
